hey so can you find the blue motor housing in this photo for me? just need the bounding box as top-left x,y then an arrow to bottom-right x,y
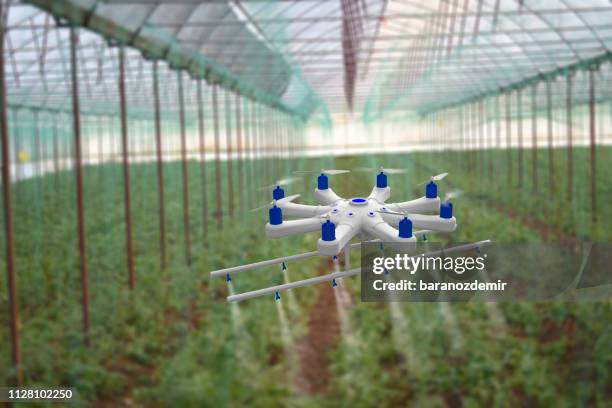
426,181 -> 437,198
376,172 -> 388,188
321,219 -> 336,241
440,202 -> 453,219
317,173 -> 329,190
273,186 -> 284,200
399,217 -> 413,238
269,205 -> 282,225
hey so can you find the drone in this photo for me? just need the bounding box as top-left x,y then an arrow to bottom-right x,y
210,167 -> 490,302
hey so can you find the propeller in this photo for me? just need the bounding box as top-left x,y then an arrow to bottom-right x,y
249,194 -> 300,212
443,190 -> 463,202
258,176 -> 299,191
418,172 -> 448,185
356,166 -> 406,174
293,168 -> 350,176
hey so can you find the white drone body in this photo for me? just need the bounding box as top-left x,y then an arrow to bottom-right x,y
211,169 -> 490,302
267,185 -> 455,256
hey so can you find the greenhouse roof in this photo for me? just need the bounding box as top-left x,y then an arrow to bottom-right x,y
5,0 -> 612,120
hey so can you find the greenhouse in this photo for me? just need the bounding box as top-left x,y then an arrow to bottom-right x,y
0,0 -> 610,405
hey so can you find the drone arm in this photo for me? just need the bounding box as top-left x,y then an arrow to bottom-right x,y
265,218 -> 321,239
313,188 -> 343,205
317,222 -> 359,256
388,197 -> 440,214
368,186 -> 390,203
276,202 -> 331,218
362,216 -> 417,250
410,214 -> 456,232
381,213 -> 456,232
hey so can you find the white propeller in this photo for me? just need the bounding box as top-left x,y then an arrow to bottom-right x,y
258,176 -> 299,191
418,172 -> 448,185
249,195 -> 300,212
293,168 -> 350,176
357,166 -> 406,174
444,190 -> 463,202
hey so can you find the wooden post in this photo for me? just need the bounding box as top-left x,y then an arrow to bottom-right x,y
546,79 -> 555,194
588,69 -> 597,225
235,92 -> 244,213
0,0 -> 23,383
152,61 -> 166,268
531,83 -> 538,190
119,47 -> 136,286
224,90 -> 234,217
566,74 -> 573,201
70,26 -> 90,343
177,71 -> 191,265
517,88 -> 523,188
505,92 -> 512,186
196,79 -> 208,240
212,85 -> 223,229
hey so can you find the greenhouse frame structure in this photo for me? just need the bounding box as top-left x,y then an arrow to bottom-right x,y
1,0 -> 611,387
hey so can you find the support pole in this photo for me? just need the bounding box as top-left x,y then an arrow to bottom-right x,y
53,114 -> 59,191
70,26 -> 90,343
566,74 -> 573,201
588,68 -> 597,225
0,0 -> 22,384
546,79 -> 555,194
152,61 -> 166,268
505,92 -> 512,186
224,90 -> 234,217
517,88 -> 523,188
242,97 -> 252,206
119,47 -> 135,288
235,92 -> 244,213
212,85 -> 222,229
196,79 -> 208,240
177,71 -> 191,265
531,83 -> 538,190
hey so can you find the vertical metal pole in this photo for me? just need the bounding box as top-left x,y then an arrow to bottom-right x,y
177,71 -> 191,265
196,79 -> 208,240
505,92 -> 512,185
242,97 -> 252,206
119,47 -> 135,287
251,100 -> 261,190
224,90 -> 234,217
212,85 -> 222,229
486,99 -> 492,177
152,61 -> 166,268
494,95 -> 501,194
477,100 -> 483,173
70,27 -> 90,343
0,1 -> 22,384
53,114 -> 59,191
566,74 -> 573,201
97,115 -> 103,170
546,79 -> 555,194
11,109 -> 21,200
458,105 -> 464,168
471,103 -> 476,173
531,83 -> 538,190
235,92 -> 244,213
588,69 -> 597,225
517,88 -> 523,188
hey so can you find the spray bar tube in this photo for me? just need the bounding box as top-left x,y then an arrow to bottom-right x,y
227,240 -> 492,302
